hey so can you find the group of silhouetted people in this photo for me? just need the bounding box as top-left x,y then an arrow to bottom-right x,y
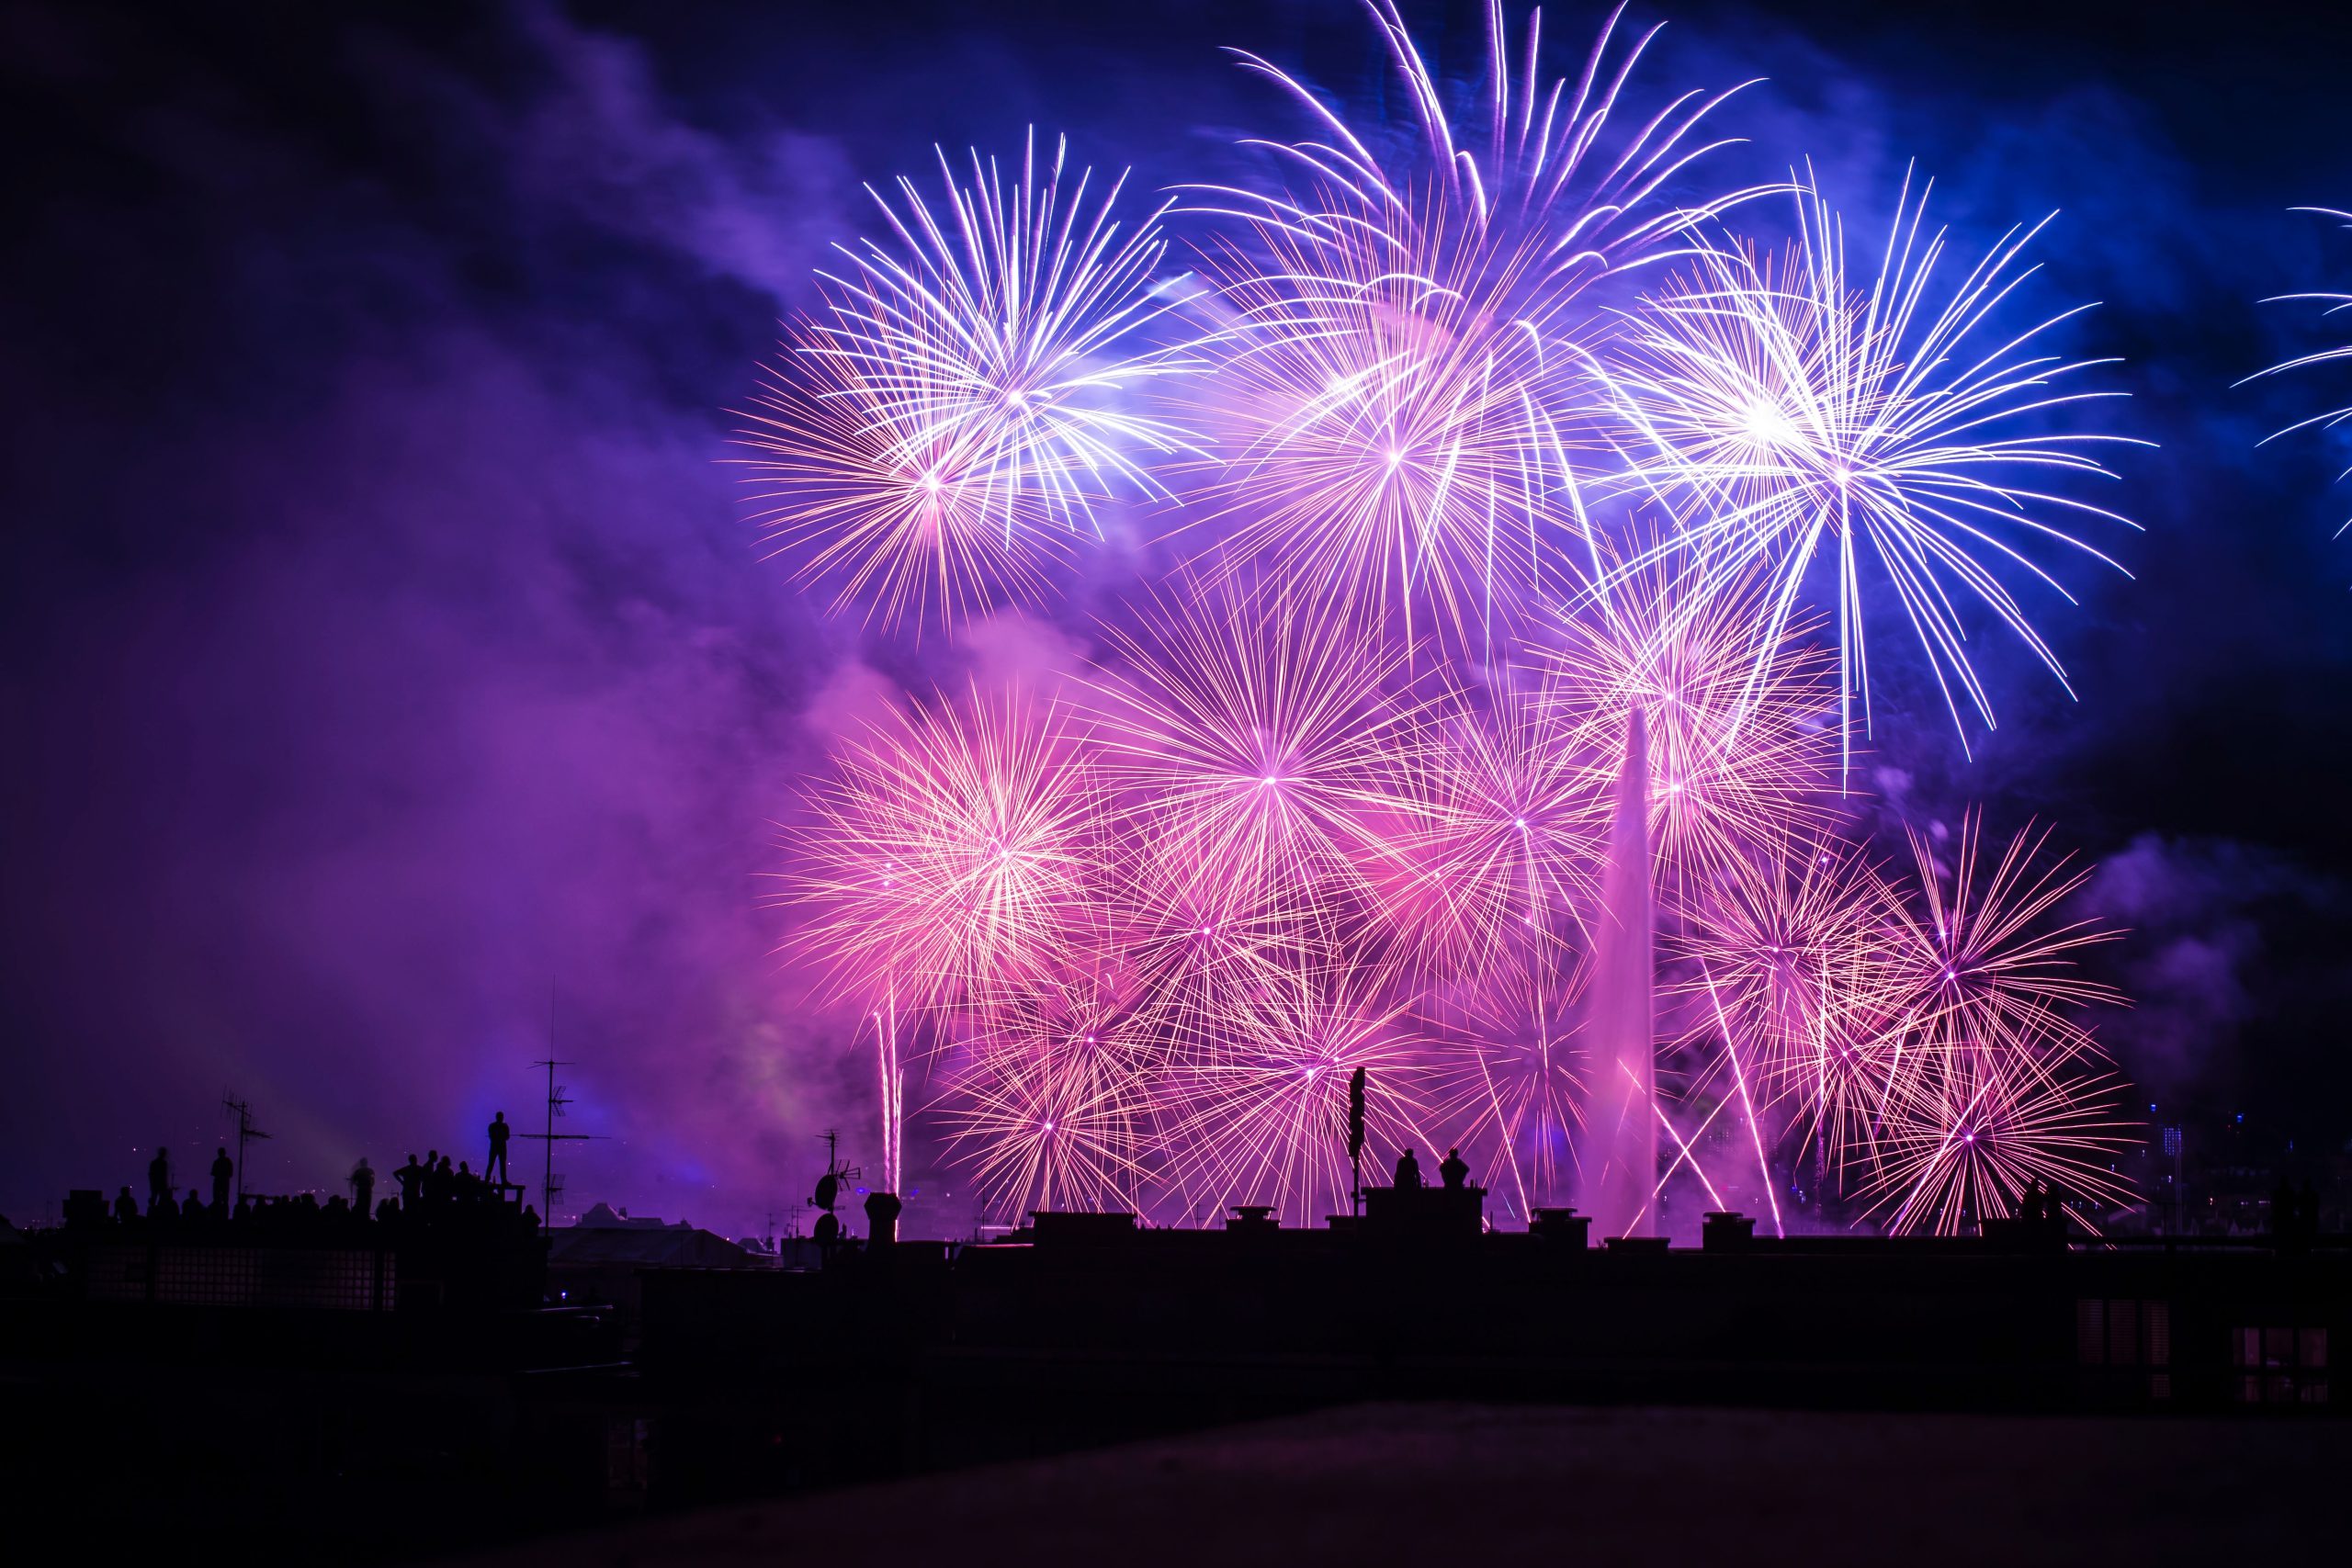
2016,1177 -> 2070,1231
89,1112 -> 537,1241
119,1145 -> 239,1228
1390,1147 -> 1473,1191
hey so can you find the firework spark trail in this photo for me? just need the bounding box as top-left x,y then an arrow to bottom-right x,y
1593,170 -> 2147,765
736,131 -> 1205,631
2240,207 -> 2352,536
875,989 -> 906,1192
1178,2 -> 1766,653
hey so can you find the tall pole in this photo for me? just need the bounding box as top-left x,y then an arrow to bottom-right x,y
518,983 -> 593,1233
543,1055 -> 556,1224
221,1094 -> 269,1206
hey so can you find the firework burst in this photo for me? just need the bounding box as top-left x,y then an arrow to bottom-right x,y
752,4 -> 2147,1239
935,965 -> 1168,1220
1424,937 -> 1587,1218
1539,548 -> 1838,883
1179,3 -> 1760,650
1670,836 -> 1903,1096
1864,1038 -> 2135,1236
1156,968 -> 1432,1228
1084,583 -> 1425,903
2241,207 -> 2352,536
1377,674 -> 1600,979
1884,812 -> 2121,1070
737,131 -> 1203,631
1595,171 -> 2144,764
776,686 -> 1102,1011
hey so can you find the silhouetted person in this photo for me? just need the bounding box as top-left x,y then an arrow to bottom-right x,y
113,1186 -> 137,1224
184,1189 -> 206,1226
147,1146 -> 171,1213
1439,1147 -> 1469,1190
152,1188 -> 179,1223
1393,1147 -> 1423,1190
455,1159 -> 481,1203
2044,1181 -> 2069,1235
421,1150 -> 442,1205
486,1111 -> 511,1184
210,1148 -> 233,1213
394,1154 -> 423,1206
350,1156 -> 375,1213
2018,1178 -> 2046,1225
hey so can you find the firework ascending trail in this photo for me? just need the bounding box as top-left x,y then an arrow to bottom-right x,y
1596,171 -> 2145,766
737,131 -> 1203,631
2241,207 -> 2352,536
1181,2 -> 1763,652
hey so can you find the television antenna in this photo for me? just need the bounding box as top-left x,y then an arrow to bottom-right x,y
220,1092 -> 271,1205
522,1058 -> 599,1232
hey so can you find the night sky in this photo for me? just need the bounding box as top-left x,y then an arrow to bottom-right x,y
6,0 -> 2350,1234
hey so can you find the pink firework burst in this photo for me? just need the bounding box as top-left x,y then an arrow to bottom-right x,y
1865,1036 -> 2136,1236
1374,673 -> 1601,981
934,965 -> 1170,1222
1422,936 -> 1588,1218
1083,582 -> 1427,907
775,685 -> 1102,1013
1885,812 -> 2122,1070
1155,967 -> 1431,1228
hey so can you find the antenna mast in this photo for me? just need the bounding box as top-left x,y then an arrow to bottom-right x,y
220,1093 -> 271,1205
522,1057 -> 593,1232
